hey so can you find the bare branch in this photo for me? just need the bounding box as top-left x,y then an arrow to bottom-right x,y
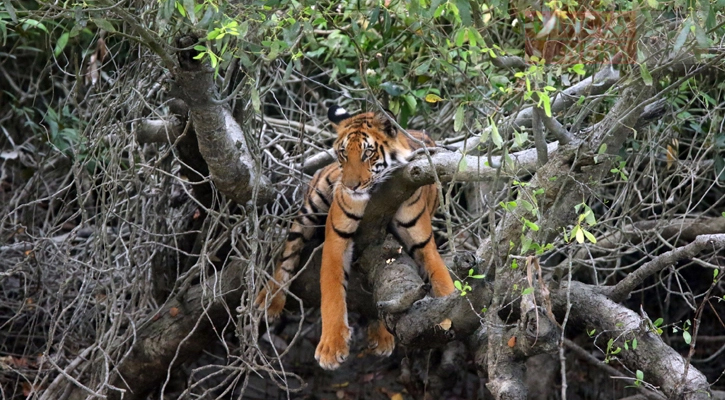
534,106 -> 574,145
604,234 -> 725,303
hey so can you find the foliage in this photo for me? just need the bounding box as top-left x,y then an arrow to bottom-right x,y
0,0 -> 724,398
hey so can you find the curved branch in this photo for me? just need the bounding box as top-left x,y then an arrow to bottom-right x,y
604,234 -> 725,303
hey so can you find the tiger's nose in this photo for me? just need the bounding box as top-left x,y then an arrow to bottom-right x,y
343,181 -> 361,191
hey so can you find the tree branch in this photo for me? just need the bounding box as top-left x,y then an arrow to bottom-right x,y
604,234 -> 725,303
555,282 -> 712,400
171,36 -> 274,205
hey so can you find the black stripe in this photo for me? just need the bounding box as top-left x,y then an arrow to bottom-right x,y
325,175 -> 334,187
302,214 -> 320,225
340,206 -> 363,221
308,201 -> 320,215
408,233 -> 433,254
344,270 -> 349,283
337,190 -> 349,209
315,189 -> 331,207
396,207 -> 426,228
406,189 -> 423,206
332,224 -> 356,239
287,231 -> 304,242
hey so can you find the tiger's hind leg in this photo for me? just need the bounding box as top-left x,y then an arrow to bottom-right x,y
256,168 -> 336,318
391,188 -> 455,298
367,320 -> 395,357
255,218 -> 313,318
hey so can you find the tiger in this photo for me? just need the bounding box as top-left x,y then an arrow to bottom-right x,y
256,105 -> 455,370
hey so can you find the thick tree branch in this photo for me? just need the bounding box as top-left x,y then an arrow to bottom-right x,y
555,282 -> 712,400
171,36 -> 273,205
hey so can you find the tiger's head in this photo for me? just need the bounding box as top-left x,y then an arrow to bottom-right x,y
327,105 -> 412,195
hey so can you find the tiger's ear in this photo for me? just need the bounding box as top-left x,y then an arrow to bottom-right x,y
328,105 -> 352,125
375,109 -> 398,138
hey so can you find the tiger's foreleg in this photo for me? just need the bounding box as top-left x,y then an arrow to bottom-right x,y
315,190 -> 364,370
392,188 -> 455,298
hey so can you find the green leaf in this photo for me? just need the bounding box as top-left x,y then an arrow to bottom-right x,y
251,87 -> 261,113
458,156 -> 468,172
575,226 -> 585,244
453,0 -> 473,25
54,32 -> 69,56
636,370 -> 644,381
490,118 -> 502,148
4,0 -> 18,23
639,62 -> 653,86
93,18 -> 116,32
454,104 -> 465,132
693,23 -> 710,49
672,18 -> 692,55
524,219 -> 540,231
521,235 -> 532,254
183,0 -> 197,23
583,229 -> 597,244
455,28 -> 466,47
569,64 -> 586,76
632,338 -> 638,349
714,154 -> 725,182
21,18 -> 48,33
653,317 -> 664,327
683,330 -> 692,345
402,94 -> 417,114
381,81 -> 405,96
454,280 -> 463,291
521,287 -> 534,295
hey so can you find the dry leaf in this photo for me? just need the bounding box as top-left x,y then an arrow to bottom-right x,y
390,393 -> 404,400
22,382 -> 33,397
330,381 -> 349,388
193,209 -> 201,219
438,318 -> 452,331
169,307 -> 179,317
507,336 -> 516,348
666,139 -> 678,170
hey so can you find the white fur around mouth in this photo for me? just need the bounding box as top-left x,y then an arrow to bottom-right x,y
334,107 -> 348,116
344,189 -> 370,200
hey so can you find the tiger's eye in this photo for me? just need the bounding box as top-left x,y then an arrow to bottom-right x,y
364,149 -> 375,158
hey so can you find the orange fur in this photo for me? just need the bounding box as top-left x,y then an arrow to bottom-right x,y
257,107 -> 455,370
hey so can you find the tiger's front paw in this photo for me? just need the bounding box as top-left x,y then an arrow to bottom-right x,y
255,285 -> 286,319
315,325 -> 352,370
367,321 -> 395,357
